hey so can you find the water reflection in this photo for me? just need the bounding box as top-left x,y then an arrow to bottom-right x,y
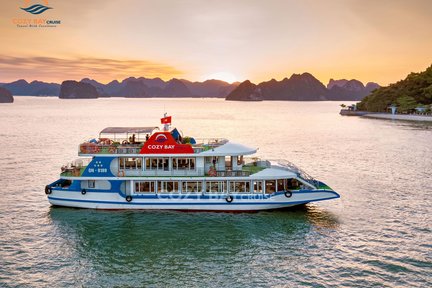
48,205 -> 340,273
362,117 -> 432,130
303,205 -> 340,229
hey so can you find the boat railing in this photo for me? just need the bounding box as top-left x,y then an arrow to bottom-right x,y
79,143 -> 143,155
215,170 -> 251,177
116,168 -> 206,177
78,138 -> 228,155
61,165 -> 87,177
270,159 -> 319,188
192,138 -> 228,152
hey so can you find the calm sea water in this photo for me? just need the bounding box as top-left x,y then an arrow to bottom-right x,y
0,97 -> 431,287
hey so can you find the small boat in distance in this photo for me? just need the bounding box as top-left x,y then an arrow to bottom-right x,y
45,115 -> 340,211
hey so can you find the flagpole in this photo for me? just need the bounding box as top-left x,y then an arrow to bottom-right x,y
163,113 -> 170,132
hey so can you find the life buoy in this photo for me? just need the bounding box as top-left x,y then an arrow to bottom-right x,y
126,196 -> 132,202
45,185 -> 52,195
208,166 -> 217,177
81,189 -> 87,195
225,196 -> 233,203
284,191 -> 293,198
118,171 -> 125,177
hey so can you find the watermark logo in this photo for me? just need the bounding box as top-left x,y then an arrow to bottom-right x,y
21,3 -> 52,15
12,0 -> 61,28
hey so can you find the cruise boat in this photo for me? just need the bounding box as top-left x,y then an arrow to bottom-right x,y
45,115 -> 340,211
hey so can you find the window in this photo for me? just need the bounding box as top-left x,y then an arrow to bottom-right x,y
265,180 -> 276,194
229,181 -> 250,193
253,181 -> 263,193
158,158 -> 169,170
120,157 -> 142,170
287,178 -> 301,190
225,156 -> 232,170
157,181 -> 179,193
88,180 -> 95,188
135,181 -> 155,193
146,158 -> 170,170
152,158 -> 159,170
277,179 -> 287,191
173,158 -> 195,170
206,181 -> 226,193
237,155 -> 244,165
182,181 -> 202,193
206,157 -> 218,166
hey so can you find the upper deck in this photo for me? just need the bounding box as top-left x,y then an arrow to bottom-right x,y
79,137 -> 228,155
78,126 -> 255,156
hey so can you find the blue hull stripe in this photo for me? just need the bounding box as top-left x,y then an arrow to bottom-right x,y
48,195 -> 339,206
50,189 -> 339,199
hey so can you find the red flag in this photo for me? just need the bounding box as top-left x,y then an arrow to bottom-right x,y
161,116 -> 172,124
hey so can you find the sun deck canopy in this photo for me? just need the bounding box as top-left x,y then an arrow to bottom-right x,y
249,167 -> 297,180
199,141 -> 257,156
100,127 -> 159,135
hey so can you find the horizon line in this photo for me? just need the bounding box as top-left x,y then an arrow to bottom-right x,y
1,73 -> 381,86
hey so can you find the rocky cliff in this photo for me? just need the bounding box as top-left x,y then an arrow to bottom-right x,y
225,80 -> 263,101
226,74 -> 380,101
327,79 -> 348,89
59,80 -> 99,99
116,79 -> 149,97
227,73 -> 327,101
181,79 -> 238,98
260,73 -> 328,101
327,79 -> 381,100
0,87 -> 14,103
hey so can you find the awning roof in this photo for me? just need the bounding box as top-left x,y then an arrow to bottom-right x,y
100,127 -> 159,134
199,141 -> 257,156
249,167 -> 297,180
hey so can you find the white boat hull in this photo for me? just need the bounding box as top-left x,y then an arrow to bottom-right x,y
47,190 -> 339,211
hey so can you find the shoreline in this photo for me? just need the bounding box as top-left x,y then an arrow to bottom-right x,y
362,113 -> 432,122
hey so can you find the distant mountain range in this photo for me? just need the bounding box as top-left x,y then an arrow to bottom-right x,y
1,80 -> 60,96
226,73 -> 380,101
0,73 -> 380,100
0,77 -> 239,98
80,77 -> 239,98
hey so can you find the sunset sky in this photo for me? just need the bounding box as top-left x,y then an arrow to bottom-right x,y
0,0 -> 431,85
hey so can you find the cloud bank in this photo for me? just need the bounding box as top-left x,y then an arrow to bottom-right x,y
0,56 -> 183,83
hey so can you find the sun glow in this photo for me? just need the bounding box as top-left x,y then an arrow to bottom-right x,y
205,72 -> 238,83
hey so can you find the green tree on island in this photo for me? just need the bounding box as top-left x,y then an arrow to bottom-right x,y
396,95 -> 417,112
423,84 -> 432,99
357,64 -> 432,112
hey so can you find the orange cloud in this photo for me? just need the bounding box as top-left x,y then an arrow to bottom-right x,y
0,56 -> 184,83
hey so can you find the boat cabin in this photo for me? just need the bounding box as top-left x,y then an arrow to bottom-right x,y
62,126 -> 315,195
